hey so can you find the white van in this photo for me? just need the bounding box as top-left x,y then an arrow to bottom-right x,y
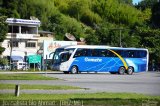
13,62 -> 28,70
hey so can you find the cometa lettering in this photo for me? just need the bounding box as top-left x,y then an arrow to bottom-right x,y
85,58 -> 102,62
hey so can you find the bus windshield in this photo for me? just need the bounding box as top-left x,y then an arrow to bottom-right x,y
52,48 -> 75,64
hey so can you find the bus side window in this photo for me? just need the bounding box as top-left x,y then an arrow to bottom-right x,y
98,49 -> 114,57
82,49 -> 88,56
91,49 -> 99,57
74,49 -> 81,57
114,50 -> 123,57
136,51 -> 140,58
99,49 -> 107,57
106,50 -> 116,57
125,50 -> 135,58
74,49 -> 89,58
138,50 -> 147,58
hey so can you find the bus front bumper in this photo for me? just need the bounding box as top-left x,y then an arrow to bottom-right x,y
52,64 -> 69,71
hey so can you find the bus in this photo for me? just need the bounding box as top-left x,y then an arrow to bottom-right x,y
51,45 -> 149,75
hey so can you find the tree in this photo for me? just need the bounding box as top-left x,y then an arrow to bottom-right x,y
94,21 -> 140,47
1,0 -> 20,18
0,57 -> 8,65
0,16 -> 8,55
135,0 -> 157,10
151,2 -> 160,28
135,26 -> 160,64
92,0 -> 143,26
85,28 -> 99,45
16,0 -> 28,19
118,0 -> 132,5
48,11 -> 86,40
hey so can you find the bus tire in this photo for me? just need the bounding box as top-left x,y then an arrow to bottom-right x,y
118,67 -> 125,75
126,66 -> 134,75
71,66 -> 78,74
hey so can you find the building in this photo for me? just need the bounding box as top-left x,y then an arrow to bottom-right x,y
0,18 -> 85,65
38,30 -> 55,51
0,18 -> 53,62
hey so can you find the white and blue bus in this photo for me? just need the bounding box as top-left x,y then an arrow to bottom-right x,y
52,45 -> 149,75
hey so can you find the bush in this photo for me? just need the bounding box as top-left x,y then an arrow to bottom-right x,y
0,57 -> 8,65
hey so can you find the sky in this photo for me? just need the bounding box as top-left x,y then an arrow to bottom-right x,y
132,0 -> 142,4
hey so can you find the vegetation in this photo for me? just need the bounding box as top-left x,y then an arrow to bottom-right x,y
0,0 -> 160,67
0,74 -> 58,80
0,16 -> 8,54
1,92 -> 160,100
0,57 -> 8,65
0,93 -> 159,106
0,83 -> 81,90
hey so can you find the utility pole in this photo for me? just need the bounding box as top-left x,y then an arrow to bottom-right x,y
119,29 -> 122,47
10,24 -> 13,70
111,28 -> 124,47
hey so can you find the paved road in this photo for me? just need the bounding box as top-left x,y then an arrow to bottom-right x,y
0,72 -> 160,95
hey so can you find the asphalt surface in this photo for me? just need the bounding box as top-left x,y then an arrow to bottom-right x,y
0,72 -> 160,95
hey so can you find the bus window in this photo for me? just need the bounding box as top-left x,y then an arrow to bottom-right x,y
91,49 -> 99,57
137,50 -> 147,58
52,49 -> 64,64
66,48 -> 75,54
114,50 -> 123,57
60,53 -> 71,62
106,50 -> 116,57
123,50 -> 134,58
123,50 -> 147,58
99,49 -> 107,57
82,49 -> 89,56
98,49 -> 116,57
53,48 -> 75,63
74,49 -> 89,57
140,51 -> 147,58
128,51 -> 135,58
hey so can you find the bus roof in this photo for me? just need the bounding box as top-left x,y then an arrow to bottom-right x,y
59,45 -> 148,51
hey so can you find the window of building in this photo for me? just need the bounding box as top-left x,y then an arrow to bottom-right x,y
9,41 -> 19,47
21,26 -> 29,34
8,26 -> 19,33
26,42 -> 36,48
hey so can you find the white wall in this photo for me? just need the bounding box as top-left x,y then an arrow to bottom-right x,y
1,39 -> 38,57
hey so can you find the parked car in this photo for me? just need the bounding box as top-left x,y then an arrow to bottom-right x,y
0,65 -> 3,70
3,65 -> 10,70
0,64 -> 10,70
12,62 -> 29,70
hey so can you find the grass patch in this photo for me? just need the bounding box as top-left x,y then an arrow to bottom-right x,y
0,70 -> 56,72
0,93 -> 160,106
0,92 -> 160,100
0,83 -> 81,90
0,74 -> 57,80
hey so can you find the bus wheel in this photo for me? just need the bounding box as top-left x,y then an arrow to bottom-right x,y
118,67 -> 125,75
71,66 -> 78,74
127,66 -> 134,75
